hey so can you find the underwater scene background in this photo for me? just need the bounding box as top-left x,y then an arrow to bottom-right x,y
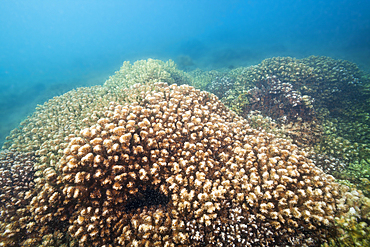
1,0 -> 370,246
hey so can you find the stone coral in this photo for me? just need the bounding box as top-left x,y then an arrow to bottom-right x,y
2,81 -> 357,246
325,186 -> 370,246
1,57 -> 370,246
0,150 -> 36,246
104,59 -> 193,89
1,59 -> 195,246
206,75 -> 235,99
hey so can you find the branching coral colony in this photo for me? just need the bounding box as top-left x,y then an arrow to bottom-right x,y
1,57 -> 370,246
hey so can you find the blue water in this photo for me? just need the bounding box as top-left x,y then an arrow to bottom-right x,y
0,0 -> 369,145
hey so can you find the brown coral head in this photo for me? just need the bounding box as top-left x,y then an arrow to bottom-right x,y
55,82 -> 343,246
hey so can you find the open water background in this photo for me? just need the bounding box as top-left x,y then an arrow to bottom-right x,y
0,0 -> 369,145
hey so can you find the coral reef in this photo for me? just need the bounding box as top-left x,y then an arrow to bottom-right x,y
0,150 -> 36,246
324,186 -> 370,246
223,56 -> 367,119
197,56 -> 370,246
205,56 -> 370,148
199,56 -> 370,177
57,82 -> 347,246
1,57 -> 370,246
0,80 -> 356,246
104,59 -> 193,89
335,159 -> 370,197
206,75 -> 235,99
236,75 -> 315,123
308,153 -> 346,175
300,56 -> 366,118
